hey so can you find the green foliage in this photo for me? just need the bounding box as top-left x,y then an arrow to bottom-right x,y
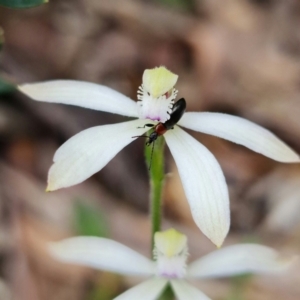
0,27 -> 16,93
0,0 -> 48,9
88,273 -> 121,300
0,27 -> 3,51
155,0 -> 195,11
225,274 -> 253,300
74,201 -> 118,300
73,200 -> 109,238
0,78 -> 15,93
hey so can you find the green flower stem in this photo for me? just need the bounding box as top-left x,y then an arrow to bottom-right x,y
145,136 -> 165,250
145,136 -> 174,300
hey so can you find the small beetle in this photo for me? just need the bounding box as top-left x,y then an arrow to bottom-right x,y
134,98 -> 186,169
144,98 -> 186,145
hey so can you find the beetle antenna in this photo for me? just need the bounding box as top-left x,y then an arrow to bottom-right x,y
148,140 -> 155,170
132,135 -> 149,139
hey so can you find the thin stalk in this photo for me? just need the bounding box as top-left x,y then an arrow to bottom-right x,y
145,136 -> 165,251
145,136 -> 175,300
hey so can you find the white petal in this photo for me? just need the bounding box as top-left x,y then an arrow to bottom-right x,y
18,80 -> 139,117
114,278 -> 168,300
179,112 -> 300,163
49,237 -> 155,276
47,119 -> 148,191
187,244 -> 294,279
164,127 -> 230,247
170,280 -> 211,300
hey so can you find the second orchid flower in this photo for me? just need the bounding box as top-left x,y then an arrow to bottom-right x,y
49,228 -> 294,300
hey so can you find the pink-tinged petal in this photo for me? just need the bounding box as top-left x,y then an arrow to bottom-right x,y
170,280 -> 211,300
47,119 -> 148,191
164,127 -> 230,247
18,80 -> 139,117
114,278 -> 168,300
49,237 -> 155,276
187,244 -> 295,279
179,112 -> 299,163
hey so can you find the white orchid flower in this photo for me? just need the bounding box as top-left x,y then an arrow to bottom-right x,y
18,67 -> 299,246
49,228 -> 294,300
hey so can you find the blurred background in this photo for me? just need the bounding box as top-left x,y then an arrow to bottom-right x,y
0,0 -> 300,299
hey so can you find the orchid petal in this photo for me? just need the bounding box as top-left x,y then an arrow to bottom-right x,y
170,280 -> 211,300
178,112 -> 299,163
47,119 -> 148,191
187,244 -> 294,279
49,237 -> 155,276
18,80 -> 139,117
114,278 -> 168,300
164,127 -> 230,247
